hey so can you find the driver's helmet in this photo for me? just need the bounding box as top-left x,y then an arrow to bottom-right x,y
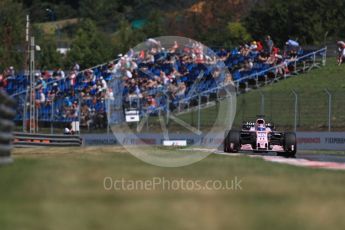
256,119 -> 266,131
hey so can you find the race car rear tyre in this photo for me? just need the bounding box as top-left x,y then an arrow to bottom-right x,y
224,130 -> 240,153
283,132 -> 297,158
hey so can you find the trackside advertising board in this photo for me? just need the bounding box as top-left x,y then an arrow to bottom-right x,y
82,132 -> 345,150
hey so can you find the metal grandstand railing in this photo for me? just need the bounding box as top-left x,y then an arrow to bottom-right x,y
176,47 -> 327,104
9,46 -> 327,134
233,47 -> 327,88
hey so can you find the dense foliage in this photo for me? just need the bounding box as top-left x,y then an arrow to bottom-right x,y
0,0 -> 25,69
245,0 -> 345,46
1,0 -> 344,70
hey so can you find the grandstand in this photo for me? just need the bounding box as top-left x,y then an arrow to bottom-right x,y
0,38 -> 326,132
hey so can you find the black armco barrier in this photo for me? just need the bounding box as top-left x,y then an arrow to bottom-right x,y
0,90 -> 16,164
13,132 -> 83,147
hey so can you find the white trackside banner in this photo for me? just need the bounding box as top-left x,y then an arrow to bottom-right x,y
82,132 -> 345,150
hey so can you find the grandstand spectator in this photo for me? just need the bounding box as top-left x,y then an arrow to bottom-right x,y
0,74 -> 7,88
223,73 -> 233,86
80,104 -> 91,128
256,41 -> 264,52
35,89 -> 46,107
93,106 -> 106,128
70,101 -> 79,119
69,70 -> 78,86
275,56 -> 287,76
106,62 -> 117,75
168,80 -> 178,95
285,39 -> 299,50
239,44 -> 251,56
250,41 -> 258,51
264,35 -> 274,54
4,66 -> 15,80
337,41 -> 345,65
58,67 -> 65,79
64,97 -> 72,107
339,48 -> 345,66
83,69 -> 94,83
146,95 -> 157,113
98,76 -> 107,91
239,59 -> 253,72
258,52 -> 268,63
175,82 -> 187,98
36,74 -> 47,90
50,82 -> 60,97
73,63 -> 80,72
146,38 -> 161,52
106,88 -> 114,101
144,53 -> 155,64
266,54 -> 278,65
64,126 -> 72,135
4,33 -> 313,131
284,39 -> 300,58
169,41 -> 179,53
159,70 -> 169,85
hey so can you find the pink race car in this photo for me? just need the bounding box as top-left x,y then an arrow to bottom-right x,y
224,117 -> 297,157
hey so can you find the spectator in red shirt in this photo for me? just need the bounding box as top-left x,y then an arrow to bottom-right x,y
0,74 -> 7,89
256,41 -> 264,52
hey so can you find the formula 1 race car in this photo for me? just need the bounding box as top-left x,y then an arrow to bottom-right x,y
224,117 -> 297,157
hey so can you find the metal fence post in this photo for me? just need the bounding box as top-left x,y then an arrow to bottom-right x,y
107,98 -> 110,142
324,89 -> 332,132
197,94 -> 201,131
292,90 -> 298,132
23,94 -> 27,132
78,95 -> 81,135
36,106 -> 39,133
259,91 -> 265,115
166,95 -> 170,124
322,47 -> 327,66
51,98 -> 54,134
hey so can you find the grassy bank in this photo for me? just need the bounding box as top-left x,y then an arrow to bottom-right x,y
0,147 -> 345,230
234,59 -> 345,130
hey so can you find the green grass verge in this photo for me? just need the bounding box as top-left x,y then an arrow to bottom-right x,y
234,58 -> 345,130
1,147 -> 345,230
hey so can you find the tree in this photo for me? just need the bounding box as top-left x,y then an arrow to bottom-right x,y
0,0 -> 25,71
79,0 -> 121,32
66,19 -> 114,69
225,22 -> 252,47
142,10 -> 166,38
244,0 -> 345,45
22,0 -> 78,23
111,19 -> 145,55
37,38 -> 63,70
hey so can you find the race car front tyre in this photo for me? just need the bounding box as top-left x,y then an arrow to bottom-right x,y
224,130 -> 240,153
283,132 -> 297,158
